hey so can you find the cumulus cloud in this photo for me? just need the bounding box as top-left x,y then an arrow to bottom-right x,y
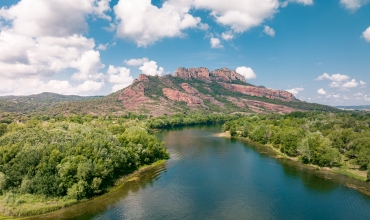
0,77 -> 104,96
316,73 -> 350,82
97,43 -> 108,50
124,57 -> 149,66
210,38 -> 223,48
236,66 -> 257,80
114,0 -> 204,47
342,79 -> 359,88
221,31 -> 234,41
317,88 -> 326,95
0,0 -> 111,95
107,65 -> 133,92
340,0 -> 370,10
139,61 -> 164,76
286,87 -> 304,95
362,26 -> 370,42
0,0 -> 111,38
263,25 -> 275,37
330,81 -> 341,88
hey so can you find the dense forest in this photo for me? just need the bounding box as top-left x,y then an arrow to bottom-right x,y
222,112 -> 370,180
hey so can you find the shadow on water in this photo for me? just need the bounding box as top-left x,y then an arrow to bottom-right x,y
26,163 -> 167,220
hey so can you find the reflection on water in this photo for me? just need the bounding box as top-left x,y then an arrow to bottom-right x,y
31,125 -> 370,220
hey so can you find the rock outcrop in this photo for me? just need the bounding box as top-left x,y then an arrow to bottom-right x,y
174,67 -> 246,82
219,82 -> 295,101
174,67 -> 210,81
211,68 -> 245,82
162,88 -> 204,105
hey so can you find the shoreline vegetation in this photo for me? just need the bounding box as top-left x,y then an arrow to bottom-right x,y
0,113 -> 236,218
219,111 -> 370,195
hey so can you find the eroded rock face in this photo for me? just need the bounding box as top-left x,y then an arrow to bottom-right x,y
174,67 -> 246,82
181,83 -> 199,94
118,83 -> 152,108
174,67 -> 210,81
162,88 -> 204,105
219,83 -> 295,101
211,68 -> 245,82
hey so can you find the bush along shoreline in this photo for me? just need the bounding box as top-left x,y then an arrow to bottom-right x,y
221,112 -> 370,182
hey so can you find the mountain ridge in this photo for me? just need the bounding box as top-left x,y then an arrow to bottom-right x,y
0,67 -> 339,118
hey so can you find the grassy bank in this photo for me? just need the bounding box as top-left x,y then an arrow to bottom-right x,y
0,160 -> 167,218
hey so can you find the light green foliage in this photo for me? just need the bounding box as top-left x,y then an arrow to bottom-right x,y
222,111 -> 370,169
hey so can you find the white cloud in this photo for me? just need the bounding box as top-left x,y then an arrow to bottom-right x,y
0,0 -> 110,96
342,79 -> 359,88
107,65 -> 134,92
317,88 -> 326,95
330,81 -> 341,88
0,77 -> 104,96
281,0 -> 313,7
124,57 -> 150,66
139,61 -> 164,76
340,0 -> 370,10
333,94 -> 341,99
0,0 -> 111,38
263,25 -> 275,37
221,31 -> 234,41
97,43 -> 108,50
355,92 -> 364,96
362,26 -> 370,42
360,80 -> 367,85
210,38 -> 223,48
316,73 -> 350,82
71,50 -> 105,81
192,0 -> 280,33
286,87 -> 304,95
236,66 -> 257,80
114,0 -> 203,47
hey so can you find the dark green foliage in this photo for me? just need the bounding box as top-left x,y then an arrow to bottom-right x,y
222,112 -> 370,169
0,120 -> 168,200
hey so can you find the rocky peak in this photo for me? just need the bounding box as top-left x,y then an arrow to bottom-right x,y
174,67 -> 245,82
174,67 -> 210,81
211,68 -> 245,82
138,74 -> 149,81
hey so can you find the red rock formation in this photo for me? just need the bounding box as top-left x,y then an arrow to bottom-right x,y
174,67 -> 210,81
118,83 -> 152,108
138,74 -> 149,81
181,83 -> 199,94
219,82 -> 295,101
211,68 -> 245,82
162,88 -> 204,105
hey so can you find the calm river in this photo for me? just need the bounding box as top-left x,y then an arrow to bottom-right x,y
33,125 -> 370,219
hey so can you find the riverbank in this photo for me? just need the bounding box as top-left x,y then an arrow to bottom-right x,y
216,131 -> 369,188
0,160 -> 167,219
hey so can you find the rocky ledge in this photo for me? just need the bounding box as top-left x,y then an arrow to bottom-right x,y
174,67 -> 245,82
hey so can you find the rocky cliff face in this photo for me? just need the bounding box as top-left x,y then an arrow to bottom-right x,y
174,67 -> 246,82
219,82 -> 295,101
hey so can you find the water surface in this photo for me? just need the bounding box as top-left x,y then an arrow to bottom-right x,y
34,125 -> 370,219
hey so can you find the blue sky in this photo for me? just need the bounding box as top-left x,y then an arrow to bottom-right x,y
0,0 -> 369,106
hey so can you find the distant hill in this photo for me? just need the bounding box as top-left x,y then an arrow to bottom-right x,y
0,67 -> 338,118
336,105 -> 370,111
0,92 -> 102,113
